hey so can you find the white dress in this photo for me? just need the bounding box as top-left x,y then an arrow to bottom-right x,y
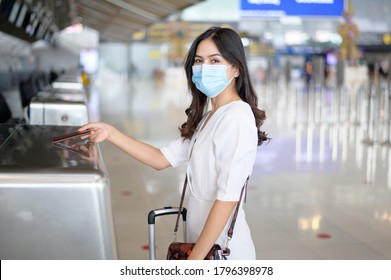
161,101 -> 257,259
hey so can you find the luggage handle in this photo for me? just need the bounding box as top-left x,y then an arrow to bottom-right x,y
148,207 -> 187,260
148,207 -> 187,225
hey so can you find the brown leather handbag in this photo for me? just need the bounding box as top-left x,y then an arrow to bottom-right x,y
167,242 -> 226,260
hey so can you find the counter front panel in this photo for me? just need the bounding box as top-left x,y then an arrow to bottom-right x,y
0,125 -> 118,260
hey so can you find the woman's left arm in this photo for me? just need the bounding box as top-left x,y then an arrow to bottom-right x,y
187,199 -> 237,260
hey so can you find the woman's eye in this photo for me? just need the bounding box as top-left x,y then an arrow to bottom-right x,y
194,59 -> 202,64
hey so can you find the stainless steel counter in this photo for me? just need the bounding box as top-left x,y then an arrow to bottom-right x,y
0,124 -> 118,259
37,87 -> 86,103
28,96 -> 89,126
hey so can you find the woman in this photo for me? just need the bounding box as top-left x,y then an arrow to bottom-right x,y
79,27 -> 267,260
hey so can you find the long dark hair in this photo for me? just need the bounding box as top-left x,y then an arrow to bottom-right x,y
180,27 -> 267,146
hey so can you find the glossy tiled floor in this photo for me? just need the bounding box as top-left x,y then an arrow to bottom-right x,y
92,67 -> 391,260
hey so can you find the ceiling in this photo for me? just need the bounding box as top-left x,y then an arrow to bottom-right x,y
0,0 -> 205,45
1,0 -> 390,58
73,0 -> 204,42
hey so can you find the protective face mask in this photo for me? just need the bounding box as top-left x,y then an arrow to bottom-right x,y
192,64 -> 233,98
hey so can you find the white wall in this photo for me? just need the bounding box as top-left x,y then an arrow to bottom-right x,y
31,44 -> 78,72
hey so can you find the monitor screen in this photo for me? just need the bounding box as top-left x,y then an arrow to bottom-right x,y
15,3 -> 28,27
8,0 -> 21,23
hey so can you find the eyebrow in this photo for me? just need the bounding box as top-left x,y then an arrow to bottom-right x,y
195,53 -> 222,58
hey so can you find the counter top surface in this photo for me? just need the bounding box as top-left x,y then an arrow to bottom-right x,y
0,124 -> 103,173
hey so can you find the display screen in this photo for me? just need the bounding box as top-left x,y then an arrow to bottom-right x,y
15,3 -> 28,28
8,0 -> 21,23
240,0 -> 344,17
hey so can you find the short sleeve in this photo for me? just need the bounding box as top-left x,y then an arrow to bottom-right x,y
160,137 -> 190,167
213,111 -> 257,201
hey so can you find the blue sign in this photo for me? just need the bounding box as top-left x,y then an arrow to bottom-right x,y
241,0 -> 344,17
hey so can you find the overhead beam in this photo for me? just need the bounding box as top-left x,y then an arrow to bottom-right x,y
103,0 -> 159,21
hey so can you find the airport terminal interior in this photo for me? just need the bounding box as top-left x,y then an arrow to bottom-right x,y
1,0 -> 391,260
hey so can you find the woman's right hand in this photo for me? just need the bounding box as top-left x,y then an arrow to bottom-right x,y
80,122 -> 171,170
78,122 -> 115,143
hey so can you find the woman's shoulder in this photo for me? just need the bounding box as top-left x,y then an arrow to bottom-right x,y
213,101 -> 257,143
220,101 -> 253,119
209,101 -> 256,133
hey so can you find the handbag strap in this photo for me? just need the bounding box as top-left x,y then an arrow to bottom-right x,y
173,138 -> 196,237
227,178 -> 248,238
173,175 -> 188,235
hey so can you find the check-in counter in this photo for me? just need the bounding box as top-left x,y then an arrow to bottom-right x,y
0,124 -> 118,260
37,87 -> 86,103
25,71 -> 89,126
28,96 -> 89,126
52,73 -> 84,91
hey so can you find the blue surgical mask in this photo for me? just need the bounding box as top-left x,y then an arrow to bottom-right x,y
192,64 -> 233,98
